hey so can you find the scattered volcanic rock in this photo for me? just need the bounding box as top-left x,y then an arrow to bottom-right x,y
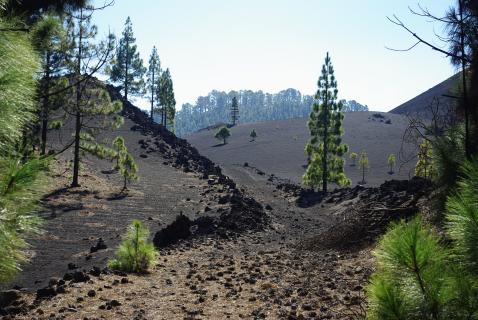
90,238 -> 107,253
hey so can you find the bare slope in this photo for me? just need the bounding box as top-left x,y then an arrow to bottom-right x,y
188,111 -> 415,187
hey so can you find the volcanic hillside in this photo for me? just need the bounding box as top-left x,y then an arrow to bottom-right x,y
188,111 -> 416,187
389,73 -> 460,117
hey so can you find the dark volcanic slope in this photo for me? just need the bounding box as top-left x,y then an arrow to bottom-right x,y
389,73 -> 459,117
187,111 -> 415,187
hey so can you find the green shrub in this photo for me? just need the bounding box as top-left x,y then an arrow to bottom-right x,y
387,154 -> 396,174
366,159 -> 478,319
108,219 -> 158,273
0,157 -> 48,282
214,126 -> 230,144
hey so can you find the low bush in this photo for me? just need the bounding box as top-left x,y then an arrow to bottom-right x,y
108,220 -> 158,273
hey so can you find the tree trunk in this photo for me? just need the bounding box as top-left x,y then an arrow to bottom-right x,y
72,9 -> 83,188
362,166 -> 365,183
150,67 -> 154,120
322,92 -> 329,193
460,0 -> 471,159
124,37 -> 129,101
40,51 -> 51,155
72,111 -> 81,187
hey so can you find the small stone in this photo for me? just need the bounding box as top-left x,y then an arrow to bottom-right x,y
87,290 -> 96,297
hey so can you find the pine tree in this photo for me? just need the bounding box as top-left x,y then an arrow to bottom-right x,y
0,4 -> 45,283
147,46 -> 161,120
32,13 -> 69,155
303,52 -> 350,192
367,159 -> 478,319
230,96 -> 239,126
108,220 -> 158,273
66,5 -> 122,187
388,153 -> 396,174
215,126 -> 230,145
359,151 -> 369,184
158,68 -> 176,128
350,152 -> 358,166
112,136 -> 126,169
250,129 -> 257,141
415,139 -> 435,179
119,152 -> 138,191
109,16 -> 146,101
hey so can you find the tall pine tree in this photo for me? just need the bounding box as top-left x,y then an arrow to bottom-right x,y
303,52 -> 350,192
158,68 -> 176,128
109,16 -> 146,101
31,13 -> 68,155
67,5 -> 122,187
230,96 -> 239,126
147,46 -> 160,120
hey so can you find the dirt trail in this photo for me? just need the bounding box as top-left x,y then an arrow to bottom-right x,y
2,88 -> 402,319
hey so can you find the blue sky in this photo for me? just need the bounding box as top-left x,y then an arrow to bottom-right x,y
92,0 -> 456,111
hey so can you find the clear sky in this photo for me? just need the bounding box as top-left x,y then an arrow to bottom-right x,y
92,0 -> 456,112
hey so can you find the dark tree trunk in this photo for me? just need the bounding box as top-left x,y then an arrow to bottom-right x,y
460,0 -> 471,159
40,51 -> 51,155
124,37 -> 129,101
72,9 -> 83,188
72,111 -> 81,187
150,67 -> 154,120
322,92 -> 328,193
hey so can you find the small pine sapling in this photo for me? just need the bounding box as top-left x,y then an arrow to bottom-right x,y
415,139 -> 435,179
250,129 -> 257,142
215,126 -> 231,145
112,136 -> 126,170
359,151 -> 369,184
350,152 -> 358,166
388,154 -> 396,174
119,152 -> 138,191
108,220 -> 158,273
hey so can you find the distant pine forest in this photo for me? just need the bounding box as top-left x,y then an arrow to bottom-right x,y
174,88 -> 369,137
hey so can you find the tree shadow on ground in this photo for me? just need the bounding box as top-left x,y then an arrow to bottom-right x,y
212,143 -> 227,148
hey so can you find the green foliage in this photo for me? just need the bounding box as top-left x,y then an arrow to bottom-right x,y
32,14 -> 69,154
350,152 -> 358,166
250,129 -> 257,141
65,5 -> 119,187
303,52 -> 350,192
367,159 -> 478,319
119,152 -> 138,190
388,154 -> 396,174
215,126 -> 231,145
415,139 -> 436,179
0,157 -> 48,282
230,96 -> 239,126
109,16 -> 146,100
147,46 -> 161,119
175,89 -> 369,137
359,151 -> 369,184
0,7 -> 51,283
0,18 -> 40,153
445,159 -> 478,275
157,68 -> 176,128
432,126 -> 466,196
108,220 -> 158,273
111,136 -> 138,190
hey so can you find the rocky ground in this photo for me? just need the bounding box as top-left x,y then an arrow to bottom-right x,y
0,86 -> 432,319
